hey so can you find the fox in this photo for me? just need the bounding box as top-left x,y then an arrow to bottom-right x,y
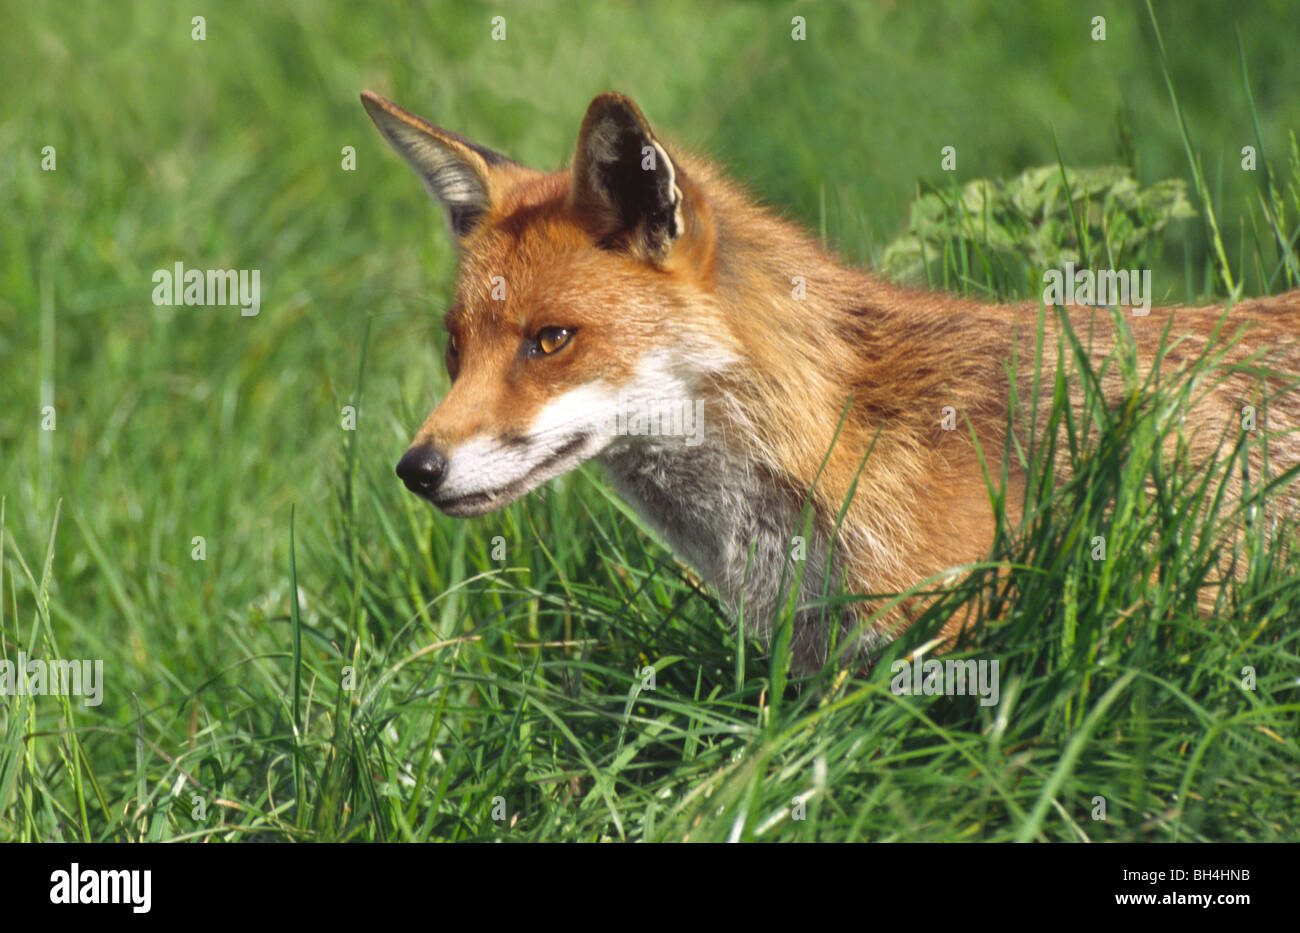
362,89 -> 1300,673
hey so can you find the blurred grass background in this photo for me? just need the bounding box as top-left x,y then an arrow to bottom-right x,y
1,0 -> 1298,841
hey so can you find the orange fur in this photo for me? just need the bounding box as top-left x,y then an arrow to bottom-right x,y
366,90 -> 1300,668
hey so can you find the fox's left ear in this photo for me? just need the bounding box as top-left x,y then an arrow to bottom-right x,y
361,90 -> 516,239
569,93 -> 685,262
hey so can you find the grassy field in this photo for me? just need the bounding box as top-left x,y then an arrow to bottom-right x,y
2,0 -> 1299,841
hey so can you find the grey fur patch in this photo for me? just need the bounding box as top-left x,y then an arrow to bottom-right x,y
599,433 -> 867,672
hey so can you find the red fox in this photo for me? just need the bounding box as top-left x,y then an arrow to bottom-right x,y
363,89 -> 1300,672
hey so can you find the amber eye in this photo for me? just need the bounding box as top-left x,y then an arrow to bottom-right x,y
534,327 -> 574,357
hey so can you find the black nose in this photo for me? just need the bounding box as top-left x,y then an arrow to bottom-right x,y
395,444 -> 447,495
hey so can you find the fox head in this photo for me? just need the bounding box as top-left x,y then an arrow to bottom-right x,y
363,90 -> 731,515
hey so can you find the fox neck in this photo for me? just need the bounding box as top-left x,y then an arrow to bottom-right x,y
602,165 -> 1021,658
598,433 -> 856,669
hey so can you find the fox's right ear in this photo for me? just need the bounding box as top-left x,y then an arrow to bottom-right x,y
361,91 -> 514,239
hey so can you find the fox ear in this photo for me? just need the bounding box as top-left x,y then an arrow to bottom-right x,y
361,91 -> 513,239
569,93 -> 684,261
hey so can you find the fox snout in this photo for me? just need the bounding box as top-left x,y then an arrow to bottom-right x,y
395,444 -> 448,499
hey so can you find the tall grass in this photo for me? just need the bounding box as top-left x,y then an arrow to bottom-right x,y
2,0 -> 1298,842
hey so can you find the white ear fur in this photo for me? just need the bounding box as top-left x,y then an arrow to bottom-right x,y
361,91 -> 511,238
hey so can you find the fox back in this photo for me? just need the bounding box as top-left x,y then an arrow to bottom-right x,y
364,90 -> 1300,671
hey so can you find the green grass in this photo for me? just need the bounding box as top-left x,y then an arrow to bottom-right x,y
2,0 -> 1299,842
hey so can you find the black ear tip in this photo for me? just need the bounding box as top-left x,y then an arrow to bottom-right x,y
589,91 -> 635,109
586,92 -> 647,129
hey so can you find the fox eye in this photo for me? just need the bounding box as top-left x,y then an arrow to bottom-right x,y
445,333 -> 460,377
533,327 -> 574,357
